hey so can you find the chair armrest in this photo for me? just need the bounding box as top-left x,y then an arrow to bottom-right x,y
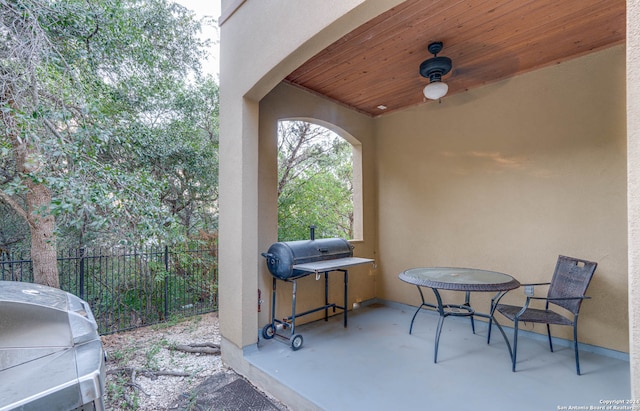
524,295 -> 590,302
544,296 -> 591,301
513,295 -> 590,319
521,282 -> 551,286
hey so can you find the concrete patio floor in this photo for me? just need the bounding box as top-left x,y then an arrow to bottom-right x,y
245,301 -> 631,411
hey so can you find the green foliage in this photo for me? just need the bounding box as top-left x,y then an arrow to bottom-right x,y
277,121 -> 353,241
144,338 -> 168,370
0,0 -> 219,254
106,378 -> 133,410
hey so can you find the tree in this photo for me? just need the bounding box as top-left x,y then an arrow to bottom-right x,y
0,0 -> 217,286
146,78 -> 219,239
277,120 -> 353,241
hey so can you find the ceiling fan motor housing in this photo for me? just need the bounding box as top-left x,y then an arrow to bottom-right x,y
419,41 -> 452,82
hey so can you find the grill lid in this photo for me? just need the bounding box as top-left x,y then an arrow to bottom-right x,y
262,238 -> 353,279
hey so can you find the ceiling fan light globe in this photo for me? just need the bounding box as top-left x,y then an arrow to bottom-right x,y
423,82 -> 448,100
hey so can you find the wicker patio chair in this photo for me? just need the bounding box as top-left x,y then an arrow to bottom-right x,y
494,255 -> 597,375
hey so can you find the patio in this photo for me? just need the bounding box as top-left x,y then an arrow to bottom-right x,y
219,0 -> 640,402
245,301 -> 630,411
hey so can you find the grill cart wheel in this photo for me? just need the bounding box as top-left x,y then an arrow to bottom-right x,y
262,324 -> 276,339
290,334 -> 303,351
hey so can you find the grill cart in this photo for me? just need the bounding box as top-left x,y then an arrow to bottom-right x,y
261,228 -> 374,350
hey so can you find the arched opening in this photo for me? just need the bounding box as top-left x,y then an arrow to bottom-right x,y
277,119 -> 363,241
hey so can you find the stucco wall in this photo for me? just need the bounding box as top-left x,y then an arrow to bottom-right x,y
375,45 -> 628,352
258,83 -> 378,326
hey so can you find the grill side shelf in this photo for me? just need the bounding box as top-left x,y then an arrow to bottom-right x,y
292,257 -> 375,274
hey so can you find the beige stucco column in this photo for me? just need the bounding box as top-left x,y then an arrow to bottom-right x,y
629,0 -> 640,398
218,96 -> 260,351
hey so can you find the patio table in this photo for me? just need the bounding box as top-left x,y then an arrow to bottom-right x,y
399,267 -> 520,363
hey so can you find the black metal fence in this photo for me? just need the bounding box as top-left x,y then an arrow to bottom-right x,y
0,246 -> 218,334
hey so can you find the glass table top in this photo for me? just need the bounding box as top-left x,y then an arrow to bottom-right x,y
399,267 -> 520,291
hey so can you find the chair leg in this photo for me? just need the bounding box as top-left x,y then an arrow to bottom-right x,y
512,319 -> 519,372
574,324 -> 581,376
546,324 -> 553,352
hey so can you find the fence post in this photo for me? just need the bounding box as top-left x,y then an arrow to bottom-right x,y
79,248 -> 85,300
164,245 -> 169,319
0,251 -> 5,280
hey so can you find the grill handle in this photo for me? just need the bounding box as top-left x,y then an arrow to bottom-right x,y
261,252 -> 278,265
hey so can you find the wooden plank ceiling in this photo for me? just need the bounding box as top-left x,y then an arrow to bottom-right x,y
285,0 -> 626,116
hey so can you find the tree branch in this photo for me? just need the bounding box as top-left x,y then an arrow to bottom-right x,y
107,367 -> 191,379
0,190 -> 34,229
43,118 -> 65,141
169,342 -> 221,355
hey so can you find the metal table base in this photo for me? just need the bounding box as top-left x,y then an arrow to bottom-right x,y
408,285 -> 514,363
400,267 -> 520,364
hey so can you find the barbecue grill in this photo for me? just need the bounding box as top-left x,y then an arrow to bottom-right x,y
0,281 -> 106,411
261,227 -> 374,350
